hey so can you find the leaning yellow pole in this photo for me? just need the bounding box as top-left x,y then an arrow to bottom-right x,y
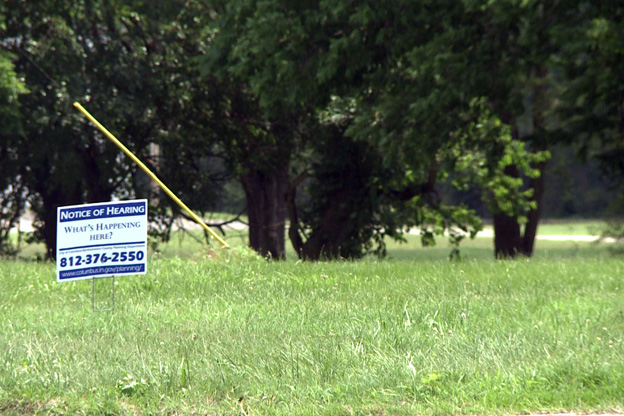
73,102 -> 229,248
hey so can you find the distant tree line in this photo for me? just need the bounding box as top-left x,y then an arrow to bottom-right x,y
1,1 -> 622,259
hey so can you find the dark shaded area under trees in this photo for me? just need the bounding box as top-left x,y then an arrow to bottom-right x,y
1,0 -> 622,260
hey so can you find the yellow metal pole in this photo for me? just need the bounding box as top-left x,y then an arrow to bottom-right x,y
73,101 -> 229,248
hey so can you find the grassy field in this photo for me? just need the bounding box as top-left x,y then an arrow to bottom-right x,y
1,238 -> 624,415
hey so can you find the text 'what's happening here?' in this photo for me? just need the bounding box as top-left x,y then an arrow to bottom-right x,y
56,200 -> 148,282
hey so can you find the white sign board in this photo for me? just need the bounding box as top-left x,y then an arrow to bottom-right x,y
56,200 -> 148,282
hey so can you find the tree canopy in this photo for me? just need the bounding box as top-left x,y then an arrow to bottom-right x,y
1,0 -> 622,260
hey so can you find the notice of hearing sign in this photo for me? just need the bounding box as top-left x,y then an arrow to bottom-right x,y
56,200 -> 148,282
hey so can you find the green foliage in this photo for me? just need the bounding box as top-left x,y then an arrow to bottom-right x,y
293,127 -> 391,258
556,3 -> 624,185
115,373 -> 149,396
1,0 -> 231,257
2,1 -> 150,256
449,98 -> 551,221
313,1 -> 556,254
206,0 -> 555,259
2,0 -> 622,261
0,52 -> 27,134
0,44 -> 28,255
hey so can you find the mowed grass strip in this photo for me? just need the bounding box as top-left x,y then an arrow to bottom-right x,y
1,252 -> 623,415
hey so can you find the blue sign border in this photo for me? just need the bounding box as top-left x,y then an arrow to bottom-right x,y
56,200 -> 148,282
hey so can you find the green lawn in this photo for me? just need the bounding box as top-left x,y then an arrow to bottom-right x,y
1,247 -> 623,415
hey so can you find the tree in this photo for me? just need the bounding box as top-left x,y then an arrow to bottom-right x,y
3,1 -> 146,257
202,0 -> 324,258
287,123 -> 427,260
554,3 -> 624,247
0,37 -> 28,254
6,0 -> 598,261
471,1 -> 576,257
204,0 -> 547,260
557,3 -> 624,186
308,1 -> 551,258
2,0 -> 226,258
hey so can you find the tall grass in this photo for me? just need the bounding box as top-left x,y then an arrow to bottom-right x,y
1,250 -> 623,415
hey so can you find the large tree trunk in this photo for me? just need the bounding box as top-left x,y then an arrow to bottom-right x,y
286,172 -> 307,258
521,160 -> 546,256
493,211 -> 522,258
241,165 -> 288,259
492,160 -> 547,258
492,164 -> 523,258
292,190 -> 351,260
